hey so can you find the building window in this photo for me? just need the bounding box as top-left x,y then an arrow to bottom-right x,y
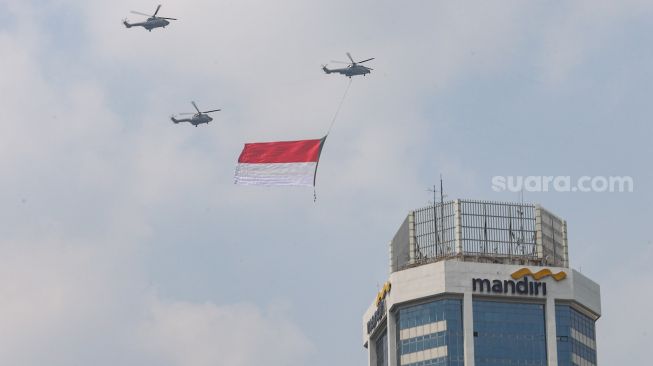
473,300 -> 547,366
376,330 -> 388,366
555,305 -> 597,366
396,299 -> 464,366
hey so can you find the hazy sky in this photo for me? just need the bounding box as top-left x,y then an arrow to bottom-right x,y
1,1 -> 652,365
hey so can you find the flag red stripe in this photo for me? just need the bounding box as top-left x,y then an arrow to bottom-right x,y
238,138 -> 324,163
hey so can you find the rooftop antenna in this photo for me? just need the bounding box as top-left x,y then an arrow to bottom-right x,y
518,188 -> 525,254
426,175 -> 447,257
551,214 -> 557,266
439,175 -> 447,255
483,202 -> 488,254
427,185 -> 440,257
508,205 -> 514,260
439,175 -> 445,205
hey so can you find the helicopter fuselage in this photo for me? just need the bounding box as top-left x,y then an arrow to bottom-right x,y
323,65 -> 371,77
124,17 -> 170,31
191,114 -> 213,126
171,114 -> 213,127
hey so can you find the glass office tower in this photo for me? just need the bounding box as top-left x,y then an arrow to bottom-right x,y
396,299 -> 464,366
363,199 -> 601,366
555,305 -> 598,366
473,301 -> 547,365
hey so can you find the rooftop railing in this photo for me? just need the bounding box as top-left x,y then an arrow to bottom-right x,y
390,199 -> 568,272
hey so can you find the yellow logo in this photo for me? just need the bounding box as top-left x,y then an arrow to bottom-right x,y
375,282 -> 392,306
511,268 -> 567,281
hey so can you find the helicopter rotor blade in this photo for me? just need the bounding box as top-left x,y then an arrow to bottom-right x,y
191,101 -> 201,113
160,17 -> 178,20
330,60 -> 350,64
179,113 -> 195,115
358,57 -> 375,64
202,109 -> 221,114
346,52 -> 355,64
153,4 -> 162,17
130,11 -> 151,17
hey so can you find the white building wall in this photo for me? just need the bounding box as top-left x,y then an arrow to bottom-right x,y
546,296 -> 558,366
363,261 -> 601,366
462,291 -> 475,366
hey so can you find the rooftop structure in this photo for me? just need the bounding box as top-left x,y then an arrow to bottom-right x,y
390,199 -> 568,272
363,199 -> 601,366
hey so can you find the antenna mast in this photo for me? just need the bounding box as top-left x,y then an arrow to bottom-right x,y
427,175 -> 448,257
440,175 -> 446,255
427,185 -> 440,257
519,188 -> 525,254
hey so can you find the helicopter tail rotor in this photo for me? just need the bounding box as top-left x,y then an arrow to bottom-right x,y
322,65 -> 332,74
123,20 -> 132,28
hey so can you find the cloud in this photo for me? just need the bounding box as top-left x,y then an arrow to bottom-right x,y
1,1 -> 652,365
137,300 -> 313,366
532,0 -> 653,84
0,4 -> 313,365
597,245 -> 653,365
0,235 -> 313,366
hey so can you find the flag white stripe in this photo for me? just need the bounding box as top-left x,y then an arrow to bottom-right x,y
234,162 -> 318,186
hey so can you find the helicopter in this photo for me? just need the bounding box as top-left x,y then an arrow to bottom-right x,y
322,52 -> 374,78
170,101 -> 221,127
123,5 -> 177,31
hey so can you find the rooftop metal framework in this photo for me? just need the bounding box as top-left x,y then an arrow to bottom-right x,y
390,199 -> 568,272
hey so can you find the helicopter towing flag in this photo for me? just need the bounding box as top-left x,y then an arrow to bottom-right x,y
234,137 -> 327,187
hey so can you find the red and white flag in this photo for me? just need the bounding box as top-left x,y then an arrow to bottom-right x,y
234,137 -> 326,186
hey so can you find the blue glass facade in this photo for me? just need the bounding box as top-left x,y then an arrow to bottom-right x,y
473,300 -> 547,365
555,305 -> 597,366
376,330 -> 388,366
396,299 -> 464,366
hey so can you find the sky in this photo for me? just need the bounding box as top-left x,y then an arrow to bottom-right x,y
0,0 -> 652,365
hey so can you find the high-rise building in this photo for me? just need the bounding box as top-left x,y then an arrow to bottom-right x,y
363,199 -> 600,366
